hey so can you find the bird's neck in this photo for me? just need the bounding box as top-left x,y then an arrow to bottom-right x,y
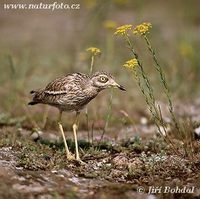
85,85 -> 102,98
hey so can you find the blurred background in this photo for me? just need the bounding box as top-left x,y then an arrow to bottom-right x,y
0,0 -> 200,130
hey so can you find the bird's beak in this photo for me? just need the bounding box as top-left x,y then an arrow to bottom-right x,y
112,82 -> 126,91
117,84 -> 126,91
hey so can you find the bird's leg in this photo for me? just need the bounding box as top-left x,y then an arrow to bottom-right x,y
58,111 -> 74,160
72,112 -> 83,162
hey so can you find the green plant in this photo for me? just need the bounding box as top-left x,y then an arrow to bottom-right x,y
114,24 -> 180,155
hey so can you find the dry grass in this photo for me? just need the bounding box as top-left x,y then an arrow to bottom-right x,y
0,1 -> 200,197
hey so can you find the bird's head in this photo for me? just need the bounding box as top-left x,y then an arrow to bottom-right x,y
90,71 -> 126,91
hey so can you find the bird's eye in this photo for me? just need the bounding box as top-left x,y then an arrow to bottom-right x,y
99,76 -> 108,83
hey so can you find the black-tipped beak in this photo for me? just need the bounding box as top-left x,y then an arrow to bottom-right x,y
118,85 -> 126,91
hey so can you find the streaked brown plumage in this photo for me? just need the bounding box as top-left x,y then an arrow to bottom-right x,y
29,71 -> 125,162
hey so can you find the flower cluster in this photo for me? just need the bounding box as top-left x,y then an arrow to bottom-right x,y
133,22 -> 152,35
103,20 -> 117,30
123,58 -> 138,70
114,24 -> 132,36
86,47 -> 101,56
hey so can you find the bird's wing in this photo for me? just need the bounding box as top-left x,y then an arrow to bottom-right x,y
44,73 -> 89,95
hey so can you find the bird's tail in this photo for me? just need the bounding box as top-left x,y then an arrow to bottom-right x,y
30,90 -> 36,94
28,101 -> 38,105
28,90 -> 43,105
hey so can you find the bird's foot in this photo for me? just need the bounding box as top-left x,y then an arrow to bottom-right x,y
66,153 -> 75,161
76,157 -> 86,165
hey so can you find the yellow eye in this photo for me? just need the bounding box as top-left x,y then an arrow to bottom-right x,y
99,76 -> 108,83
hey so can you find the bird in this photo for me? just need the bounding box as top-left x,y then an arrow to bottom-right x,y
28,71 -> 126,162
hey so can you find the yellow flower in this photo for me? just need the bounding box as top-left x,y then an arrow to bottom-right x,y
179,42 -> 194,58
133,22 -> 152,35
114,24 -> 132,36
123,59 -> 138,69
86,47 -> 101,56
103,20 -> 117,30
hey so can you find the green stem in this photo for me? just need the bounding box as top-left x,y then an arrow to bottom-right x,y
99,88 -> 113,142
86,55 -> 95,142
122,34 -> 181,155
85,108 -> 90,142
124,34 -> 160,120
90,56 -> 94,75
143,35 -> 180,134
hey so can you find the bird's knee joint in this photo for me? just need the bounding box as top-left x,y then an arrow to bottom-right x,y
73,123 -> 78,130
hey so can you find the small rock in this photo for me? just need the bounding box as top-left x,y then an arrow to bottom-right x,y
38,194 -> 53,199
51,170 -> 58,174
140,117 -> 148,125
109,169 -> 124,178
30,130 -> 43,141
112,155 -> 128,168
193,187 -> 200,197
96,162 -> 103,167
194,127 -> 200,139
172,178 -> 181,185
186,178 -> 193,183
30,132 -> 40,141
128,158 -> 143,174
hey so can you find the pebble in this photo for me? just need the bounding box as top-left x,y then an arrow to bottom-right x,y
112,155 -> 128,168
194,127 -> 200,139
